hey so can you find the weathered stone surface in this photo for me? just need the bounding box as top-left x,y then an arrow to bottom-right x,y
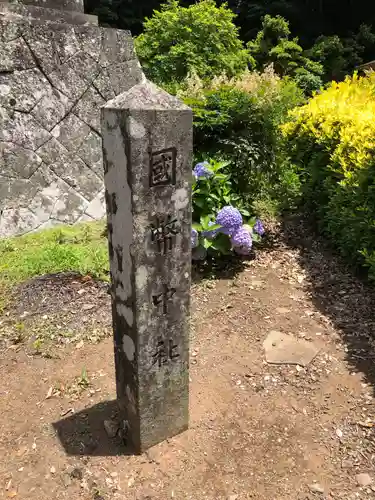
263,331 -> 320,366
51,113 -> 90,151
48,61 -> 88,100
0,206 -> 39,237
73,86 -> 106,132
35,137 -> 69,164
74,25 -> 101,61
0,142 -> 43,178
100,28 -> 135,67
50,24 -> 81,63
0,14 -> 146,237
0,20 -> 21,42
108,59 -> 144,96
49,153 -> 103,200
31,88 -> 73,131
29,162 -> 59,187
0,109 -> 51,150
0,68 -> 49,113
51,186 -> 88,223
84,189 -> 105,219
68,51 -> 101,85
78,129 -> 102,169
29,185 -> 61,223
21,0 -> 85,13
28,173 -> 74,222
0,36 -> 36,72
23,24 -> 61,74
102,81 -> 193,452
92,68 -> 116,101
0,176 -> 40,207
0,3 -> 98,26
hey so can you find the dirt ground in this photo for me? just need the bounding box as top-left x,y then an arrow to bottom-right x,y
1,217 -> 375,500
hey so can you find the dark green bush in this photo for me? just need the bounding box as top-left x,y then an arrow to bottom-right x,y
181,73 -> 304,215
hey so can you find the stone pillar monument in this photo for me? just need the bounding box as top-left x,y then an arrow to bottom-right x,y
102,81 -> 193,453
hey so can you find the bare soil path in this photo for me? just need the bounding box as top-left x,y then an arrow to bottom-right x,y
1,218 -> 374,500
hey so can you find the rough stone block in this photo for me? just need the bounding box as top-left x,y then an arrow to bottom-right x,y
51,186 -> 88,223
49,153 -> 103,200
0,36 -> 36,72
31,88 -> 73,131
0,68 -> 50,113
0,3 -> 98,26
0,20 -> 21,42
67,50 -> 101,85
108,59 -> 145,96
21,0 -> 85,13
50,112 -> 90,152
29,162 -> 60,188
73,86 -> 106,132
22,24 -> 61,74
77,129 -> 102,170
92,68 -> 116,101
84,189 -> 105,219
48,61 -> 88,100
0,142 -> 43,178
0,207 -> 39,237
100,28 -> 135,67
49,24 -> 81,63
102,81 -> 193,453
0,176 -> 39,208
74,25 -> 101,61
35,137 -> 69,164
0,109 -> 51,150
28,173 -> 72,223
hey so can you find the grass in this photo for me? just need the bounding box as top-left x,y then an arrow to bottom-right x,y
0,221 -> 109,309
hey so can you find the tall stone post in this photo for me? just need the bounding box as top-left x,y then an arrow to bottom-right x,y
102,80 -> 193,453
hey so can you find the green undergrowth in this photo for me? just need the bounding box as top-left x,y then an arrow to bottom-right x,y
0,221 -> 109,310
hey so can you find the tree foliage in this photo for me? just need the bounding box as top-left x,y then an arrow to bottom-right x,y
135,0 -> 249,84
247,15 -> 323,93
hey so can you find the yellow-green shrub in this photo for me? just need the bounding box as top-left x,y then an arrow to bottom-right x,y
283,72 -> 375,278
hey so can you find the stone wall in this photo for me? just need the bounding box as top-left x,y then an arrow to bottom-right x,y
0,3 -> 145,237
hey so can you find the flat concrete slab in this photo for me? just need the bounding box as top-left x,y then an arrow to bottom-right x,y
263,330 -> 320,366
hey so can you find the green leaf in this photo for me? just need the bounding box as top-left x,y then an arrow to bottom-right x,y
194,198 -> 205,208
207,224 -> 222,231
211,233 -> 232,255
200,215 -> 211,229
192,223 -> 203,231
202,239 -> 213,249
247,216 -> 257,226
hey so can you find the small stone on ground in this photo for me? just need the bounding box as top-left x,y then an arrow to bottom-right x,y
263,330 -> 320,366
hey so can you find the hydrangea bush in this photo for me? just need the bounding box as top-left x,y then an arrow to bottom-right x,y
191,159 -> 265,261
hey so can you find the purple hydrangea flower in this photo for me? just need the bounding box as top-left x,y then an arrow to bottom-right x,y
202,221 -> 220,240
253,219 -> 265,236
215,206 -> 242,235
191,228 -> 199,248
193,162 -> 213,179
231,226 -> 252,255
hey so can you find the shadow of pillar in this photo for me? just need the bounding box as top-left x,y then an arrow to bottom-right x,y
52,400 -> 134,456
